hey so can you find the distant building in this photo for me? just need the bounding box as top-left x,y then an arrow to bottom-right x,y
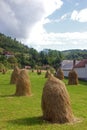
61,59 -> 87,80
25,66 -> 31,69
61,60 -> 80,77
74,59 -> 87,80
3,51 -> 14,58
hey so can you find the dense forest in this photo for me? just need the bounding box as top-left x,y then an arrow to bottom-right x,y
0,33 -> 87,70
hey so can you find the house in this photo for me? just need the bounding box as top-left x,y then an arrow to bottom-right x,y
61,60 -> 80,77
3,51 -> 14,58
74,59 -> 87,80
25,66 -> 31,69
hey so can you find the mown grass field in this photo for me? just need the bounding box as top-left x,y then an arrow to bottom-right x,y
0,70 -> 87,130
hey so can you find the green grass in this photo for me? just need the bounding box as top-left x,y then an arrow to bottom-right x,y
0,71 -> 87,130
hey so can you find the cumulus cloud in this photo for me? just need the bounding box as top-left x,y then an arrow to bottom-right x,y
1,0 -> 87,51
71,8 -> 87,22
0,0 -> 63,39
27,31 -> 87,51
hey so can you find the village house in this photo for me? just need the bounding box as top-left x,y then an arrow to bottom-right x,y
74,59 -> 87,80
61,59 -> 87,80
25,65 -> 31,69
61,60 -> 80,77
3,51 -> 14,58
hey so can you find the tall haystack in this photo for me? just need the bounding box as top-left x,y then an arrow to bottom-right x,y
41,75 -> 74,123
37,69 -> 41,75
15,69 -> 32,96
10,66 -> 20,84
56,68 -> 64,80
68,69 -> 78,85
2,68 -> 6,74
45,70 -> 51,78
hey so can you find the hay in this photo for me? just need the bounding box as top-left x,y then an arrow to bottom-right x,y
56,68 -> 64,80
45,70 -> 51,78
10,66 -> 20,84
37,69 -> 41,75
15,69 -> 32,96
68,69 -> 78,85
2,68 -> 6,74
41,75 -> 74,123
32,69 -> 34,72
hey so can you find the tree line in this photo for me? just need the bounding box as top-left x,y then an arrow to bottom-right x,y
0,33 -> 87,70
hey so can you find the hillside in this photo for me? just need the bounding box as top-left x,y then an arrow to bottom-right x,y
62,49 -> 87,60
0,33 -> 30,54
0,33 -> 87,69
0,33 -> 87,60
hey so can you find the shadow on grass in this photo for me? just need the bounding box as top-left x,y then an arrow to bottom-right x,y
64,77 -> 87,86
0,94 -> 15,98
79,80 -> 87,86
8,116 -> 46,126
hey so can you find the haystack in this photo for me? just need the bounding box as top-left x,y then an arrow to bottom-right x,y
45,70 -> 51,78
10,66 -> 20,84
2,68 -> 6,74
32,69 -> 34,72
41,75 -> 74,123
68,69 -> 78,85
56,68 -> 64,80
37,69 -> 41,75
15,69 -> 32,96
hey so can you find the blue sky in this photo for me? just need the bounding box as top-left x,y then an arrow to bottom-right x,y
0,0 -> 87,51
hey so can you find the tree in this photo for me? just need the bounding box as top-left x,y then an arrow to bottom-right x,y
7,56 -> 17,64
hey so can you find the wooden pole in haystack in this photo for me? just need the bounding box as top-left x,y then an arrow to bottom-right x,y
2,68 -> 6,74
10,66 -> 20,84
68,69 -> 78,85
37,69 -> 41,75
15,69 -> 32,96
56,68 -> 64,80
45,70 -> 51,78
41,75 -> 74,123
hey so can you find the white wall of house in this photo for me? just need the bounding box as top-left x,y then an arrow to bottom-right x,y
63,64 -> 87,80
74,64 -> 87,80
63,70 -> 71,77
5,54 -> 14,59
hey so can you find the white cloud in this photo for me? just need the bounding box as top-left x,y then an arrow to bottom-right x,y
0,0 -> 63,39
71,10 -> 78,21
1,0 -> 87,51
71,8 -> 87,22
42,0 -> 63,17
26,31 -> 87,51
60,13 -> 68,20
42,13 -> 70,24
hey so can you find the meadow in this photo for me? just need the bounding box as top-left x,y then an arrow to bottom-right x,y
0,70 -> 87,130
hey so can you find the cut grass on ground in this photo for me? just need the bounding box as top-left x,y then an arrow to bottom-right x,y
0,71 -> 87,130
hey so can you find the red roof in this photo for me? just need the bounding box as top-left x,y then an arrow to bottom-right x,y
3,51 -> 13,55
74,59 -> 87,68
25,66 -> 31,69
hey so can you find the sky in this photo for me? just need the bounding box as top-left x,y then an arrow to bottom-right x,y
0,0 -> 87,51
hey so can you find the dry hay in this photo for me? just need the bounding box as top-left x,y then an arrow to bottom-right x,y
15,69 -> 32,96
32,69 -> 34,72
45,70 -> 51,78
37,69 -> 41,75
68,69 -> 78,85
56,68 -> 64,80
41,75 -> 74,123
10,66 -> 20,84
2,68 -> 6,74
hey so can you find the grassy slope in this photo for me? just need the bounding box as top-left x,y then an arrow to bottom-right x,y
0,71 -> 87,130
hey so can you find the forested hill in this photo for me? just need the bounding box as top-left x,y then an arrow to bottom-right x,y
0,32 -> 87,60
62,49 -> 87,60
0,33 -> 30,53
